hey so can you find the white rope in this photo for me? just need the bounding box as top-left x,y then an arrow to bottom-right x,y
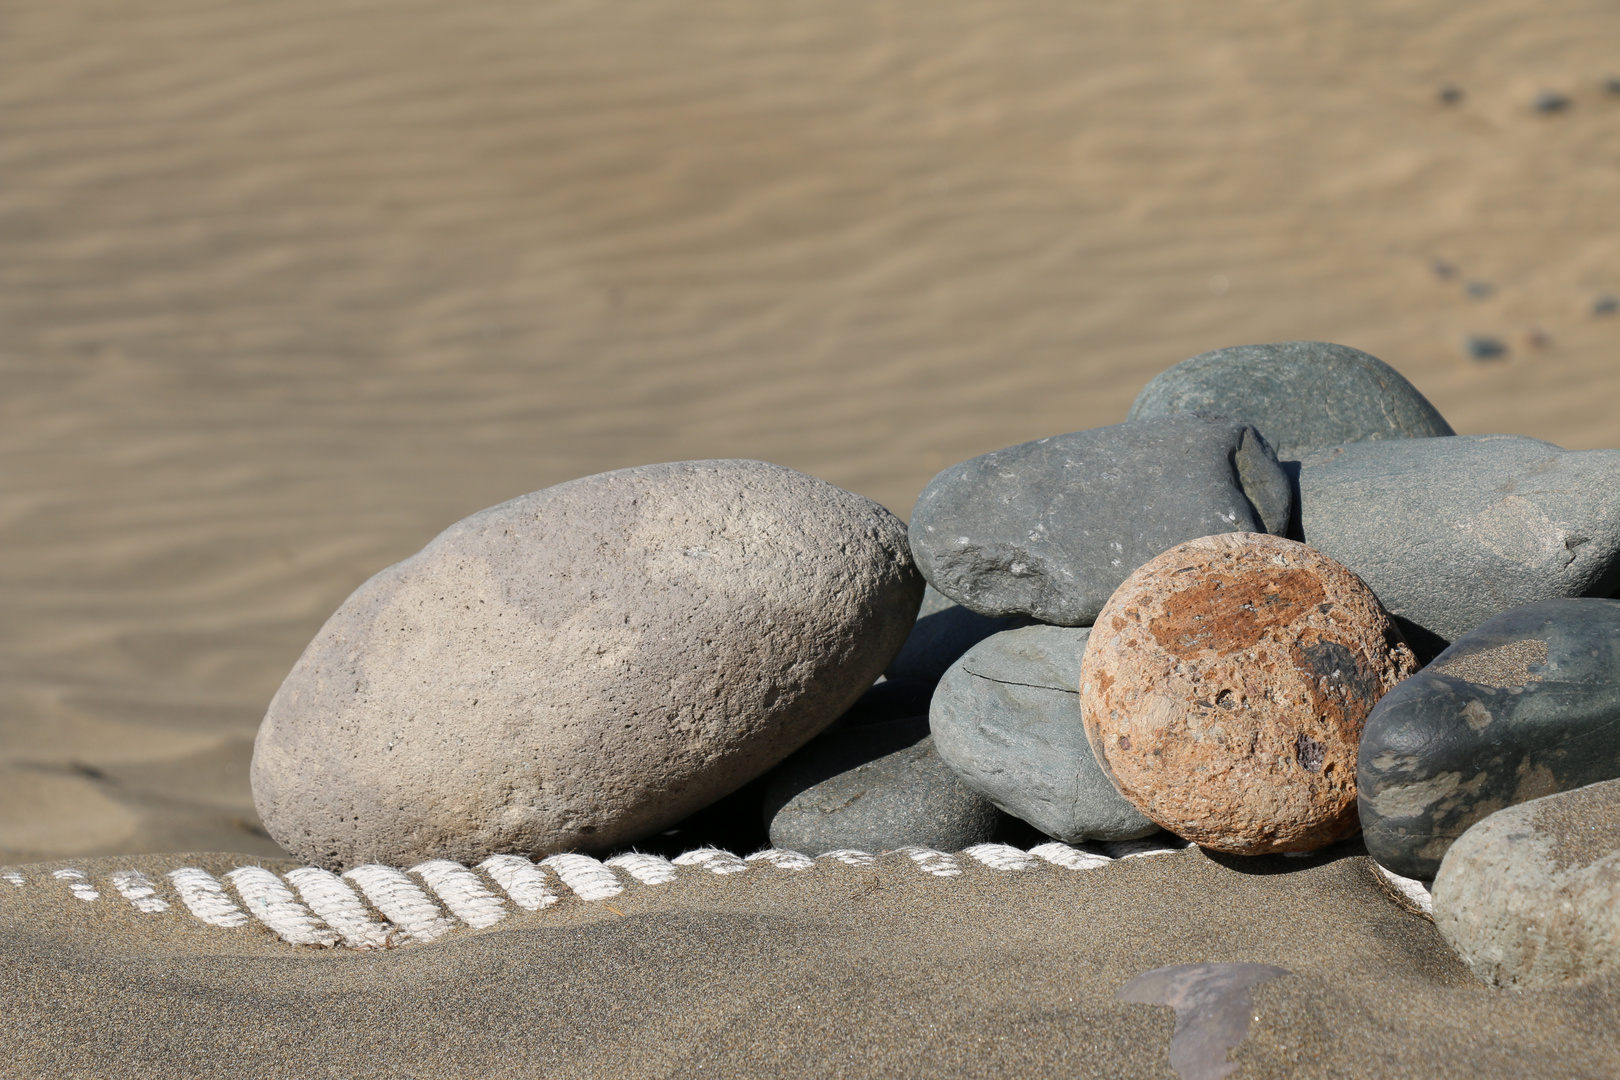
477,855 -> 559,911
225,867 -> 339,947
343,865 -> 457,942
818,849 -> 876,868
412,860 -> 508,929
1104,837 -> 1187,860
3,872 -> 24,887
52,868 -> 100,902
284,867 -> 397,948
744,849 -> 815,871
893,847 -> 962,877
604,852 -> 679,885
540,853 -> 624,902
962,843 -> 1039,871
1373,862 -> 1434,916
167,868 -> 249,928
672,848 -> 748,875
1030,842 -> 1112,871
109,870 -> 169,913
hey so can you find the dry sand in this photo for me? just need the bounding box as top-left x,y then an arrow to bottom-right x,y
1,0 -> 1619,942
4,843 -> 1618,1078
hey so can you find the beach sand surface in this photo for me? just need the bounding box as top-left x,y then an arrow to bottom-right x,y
3,0 -> 1619,865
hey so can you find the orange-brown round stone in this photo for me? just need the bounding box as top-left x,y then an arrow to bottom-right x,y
1079,532 -> 1417,854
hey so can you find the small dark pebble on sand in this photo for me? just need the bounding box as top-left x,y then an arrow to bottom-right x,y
1594,295 -> 1618,316
1438,85 -> 1464,105
1535,91 -> 1572,114
1465,281 -> 1494,300
1466,336 -> 1507,361
1605,77 -> 1620,96
1431,259 -> 1458,281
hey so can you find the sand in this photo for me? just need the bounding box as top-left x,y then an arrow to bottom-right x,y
3,842 -> 1617,1078
3,0 -> 1620,864
1,2 -> 1619,1072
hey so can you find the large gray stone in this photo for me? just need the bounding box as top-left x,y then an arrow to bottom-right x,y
908,415 -> 1292,627
1360,598 -> 1620,880
1432,778 -> 1620,988
1128,341 -> 1454,460
762,717 -> 1000,854
251,460 -> 925,870
1298,435 -> 1620,655
931,624 -> 1158,843
884,585 -> 1029,685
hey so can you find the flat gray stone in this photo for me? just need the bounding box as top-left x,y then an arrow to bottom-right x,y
1298,435 -> 1620,655
762,717 -> 1000,854
884,585 -> 1030,685
908,415 -> 1292,627
1432,778 -> 1620,988
930,625 -> 1159,842
251,460 -> 924,870
1128,341 -> 1454,460
1360,598 -> 1620,880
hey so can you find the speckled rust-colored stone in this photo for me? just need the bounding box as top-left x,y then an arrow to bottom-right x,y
1079,532 -> 1417,854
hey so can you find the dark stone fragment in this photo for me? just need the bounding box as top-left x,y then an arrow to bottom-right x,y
884,584 -> 1030,685
909,414 -> 1291,626
1534,91 -> 1572,113
1466,336 -> 1506,361
1359,598 -> 1620,880
1593,295 -> 1618,317
1127,340 -> 1454,460
762,717 -> 1000,854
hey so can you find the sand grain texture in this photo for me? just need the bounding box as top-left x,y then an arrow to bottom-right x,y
3,0 -> 1620,866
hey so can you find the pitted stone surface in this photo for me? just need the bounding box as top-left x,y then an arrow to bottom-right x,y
1360,598 -> 1620,880
1080,532 -> 1416,854
252,460 -> 924,870
908,415 -> 1292,627
930,625 -> 1158,842
1296,434 -> 1620,656
1433,778 -> 1620,988
1128,340 -> 1453,460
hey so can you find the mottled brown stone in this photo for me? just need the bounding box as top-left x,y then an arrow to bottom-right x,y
1079,532 -> 1417,854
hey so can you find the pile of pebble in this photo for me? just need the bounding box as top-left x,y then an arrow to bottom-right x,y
251,340 -> 1620,990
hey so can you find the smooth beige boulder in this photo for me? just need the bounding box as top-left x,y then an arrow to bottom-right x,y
1080,532 -> 1416,854
1432,778 -> 1620,988
251,460 -> 923,870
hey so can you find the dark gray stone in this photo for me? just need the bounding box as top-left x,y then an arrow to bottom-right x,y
1433,778 -> 1620,988
908,415 -> 1291,627
930,625 -> 1159,842
1298,436 -> 1620,655
884,585 -> 1030,685
1127,341 -> 1454,461
826,677 -> 935,730
763,717 -> 1000,854
1360,598 -> 1620,881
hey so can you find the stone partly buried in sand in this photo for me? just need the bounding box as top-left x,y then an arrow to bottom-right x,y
251,460 -> 924,870
762,716 -> 1000,854
1432,777 -> 1620,988
1128,340 -> 1454,461
1296,434 -> 1620,658
1080,532 -> 1417,854
1359,598 -> 1620,881
908,414 -> 1292,627
930,624 -> 1158,843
